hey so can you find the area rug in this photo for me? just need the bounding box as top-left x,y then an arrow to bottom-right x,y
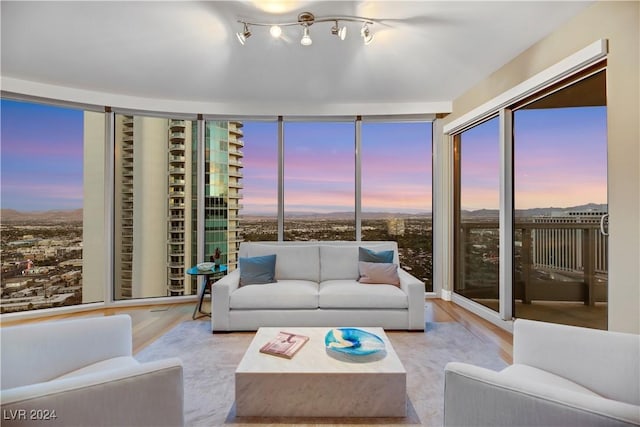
136,321 -> 507,426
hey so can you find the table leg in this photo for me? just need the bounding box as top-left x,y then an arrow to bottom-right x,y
192,277 -> 211,320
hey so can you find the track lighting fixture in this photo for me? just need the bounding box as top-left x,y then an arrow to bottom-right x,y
236,11 -> 373,47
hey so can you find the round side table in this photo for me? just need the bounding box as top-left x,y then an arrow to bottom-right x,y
187,264 -> 228,319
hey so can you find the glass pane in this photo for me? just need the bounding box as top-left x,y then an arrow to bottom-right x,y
284,122 -> 355,240
1,99 -> 104,313
513,71 -> 607,329
241,121 -> 278,241
114,115 -> 195,299
203,121 -> 244,271
361,122 -> 433,291
455,116 -> 500,312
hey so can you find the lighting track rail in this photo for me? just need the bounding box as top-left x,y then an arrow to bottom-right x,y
236,12 -> 375,46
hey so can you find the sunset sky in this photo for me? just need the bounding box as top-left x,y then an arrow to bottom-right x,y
1,99 -> 607,213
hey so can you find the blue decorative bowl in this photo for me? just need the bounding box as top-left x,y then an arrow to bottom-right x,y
324,328 -> 386,356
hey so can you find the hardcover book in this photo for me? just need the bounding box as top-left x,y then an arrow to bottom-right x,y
259,331 -> 310,359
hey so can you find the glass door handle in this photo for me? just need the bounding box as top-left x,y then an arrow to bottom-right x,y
599,213 -> 609,236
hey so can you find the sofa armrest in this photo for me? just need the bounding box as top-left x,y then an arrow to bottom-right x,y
398,268 -> 425,330
211,269 -> 240,331
514,319 -> 640,404
1,315 -> 132,390
444,362 -> 640,427
1,358 -> 184,427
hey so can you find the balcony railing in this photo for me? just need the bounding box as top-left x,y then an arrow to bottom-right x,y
457,221 -> 607,306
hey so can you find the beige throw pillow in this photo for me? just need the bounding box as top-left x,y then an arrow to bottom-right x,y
358,261 -> 400,286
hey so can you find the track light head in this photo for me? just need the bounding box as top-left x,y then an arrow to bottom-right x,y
301,25 -> 312,46
236,23 -> 251,45
360,23 -> 374,45
269,25 -> 282,38
331,21 -> 347,40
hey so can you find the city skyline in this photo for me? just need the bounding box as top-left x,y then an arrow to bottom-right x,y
1,99 -> 607,213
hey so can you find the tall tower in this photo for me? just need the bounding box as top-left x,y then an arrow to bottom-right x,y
111,117 -> 242,299
203,121 -> 244,271
167,119 -> 193,295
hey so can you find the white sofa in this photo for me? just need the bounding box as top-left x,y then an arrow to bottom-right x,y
444,318 -> 640,427
1,315 -> 184,427
212,241 -> 425,331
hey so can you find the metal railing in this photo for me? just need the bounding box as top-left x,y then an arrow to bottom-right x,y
457,221 -> 608,305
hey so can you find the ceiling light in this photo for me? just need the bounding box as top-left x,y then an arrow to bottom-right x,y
331,21 -> 347,40
301,25 -> 312,46
269,25 -> 282,38
236,12 -> 373,48
236,23 -> 251,45
361,23 -> 374,45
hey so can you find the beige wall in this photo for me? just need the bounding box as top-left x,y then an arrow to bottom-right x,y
82,112 -> 106,304
443,1 -> 639,333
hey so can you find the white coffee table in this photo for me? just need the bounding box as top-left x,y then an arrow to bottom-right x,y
235,327 -> 406,418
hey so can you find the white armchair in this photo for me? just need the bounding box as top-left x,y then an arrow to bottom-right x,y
444,318 -> 640,427
1,315 -> 184,427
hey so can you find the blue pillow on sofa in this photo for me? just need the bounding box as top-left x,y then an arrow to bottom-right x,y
359,247 -> 394,264
239,254 -> 277,286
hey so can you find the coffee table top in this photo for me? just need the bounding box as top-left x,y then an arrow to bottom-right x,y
236,327 -> 406,374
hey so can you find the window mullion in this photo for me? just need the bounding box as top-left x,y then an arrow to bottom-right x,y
499,108 -> 514,320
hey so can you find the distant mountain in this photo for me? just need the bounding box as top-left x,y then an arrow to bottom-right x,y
244,211 -> 433,221
1,208 -> 83,223
462,203 -> 607,219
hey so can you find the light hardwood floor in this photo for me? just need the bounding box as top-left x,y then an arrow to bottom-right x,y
1,299 -> 514,363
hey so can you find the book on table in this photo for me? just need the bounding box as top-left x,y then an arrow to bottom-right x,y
259,331 -> 310,359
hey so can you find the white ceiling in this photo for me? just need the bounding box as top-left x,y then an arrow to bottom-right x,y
0,1 -> 593,116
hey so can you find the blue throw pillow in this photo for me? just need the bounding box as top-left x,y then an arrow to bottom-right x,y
239,254 -> 277,286
359,247 -> 394,264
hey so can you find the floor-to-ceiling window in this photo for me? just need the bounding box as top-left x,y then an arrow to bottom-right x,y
241,121 -> 278,241
454,116 -> 500,312
513,70 -> 608,329
283,121 -> 355,241
361,121 -> 434,291
114,114 -> 196,299
1,99 -> 104,313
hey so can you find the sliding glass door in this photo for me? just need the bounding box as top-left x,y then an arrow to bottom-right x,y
453,67 -> 608,329
454,117 -> 500,312
513,70 -> 608,329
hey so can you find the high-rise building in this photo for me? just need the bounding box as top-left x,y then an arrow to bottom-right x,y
108,116 -> 242,299
531,210 -> 608,275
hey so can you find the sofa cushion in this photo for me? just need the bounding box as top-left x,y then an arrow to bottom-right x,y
239,254 -> 276,286
230,280 -> 319,309
248,244 -> 320,282
55,356 -> 140,381
320,245 -> 360,281
358,261 -> 400,286
359,246 -> 394,263
500,364 -> 601,397
319,280 -> 408,309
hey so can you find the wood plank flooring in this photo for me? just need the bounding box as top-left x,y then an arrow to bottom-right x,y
1,299 -> 514,362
